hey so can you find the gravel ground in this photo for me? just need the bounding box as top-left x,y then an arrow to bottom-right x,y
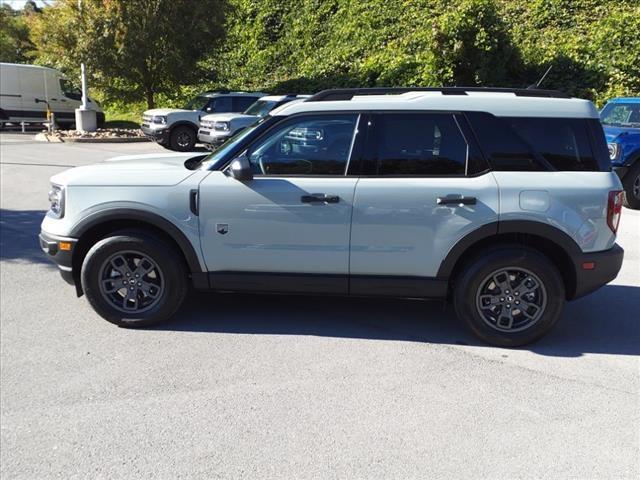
1,132 -> 639,479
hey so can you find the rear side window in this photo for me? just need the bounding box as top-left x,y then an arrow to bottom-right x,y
234,96 -> 259,112
465,112 -> 543,171
505,117 -> 598,171
368,113 -> 468,175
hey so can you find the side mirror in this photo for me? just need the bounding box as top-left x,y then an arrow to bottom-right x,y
229,154 -> 253,181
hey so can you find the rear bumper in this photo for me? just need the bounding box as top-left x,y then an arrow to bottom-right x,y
141,125 -> 170,144
39,230 -> 77,286
571,243 -> 624,299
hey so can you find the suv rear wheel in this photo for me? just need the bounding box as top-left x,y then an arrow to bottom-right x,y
169,125 -> 196,152
81,230 -> 188,327
453,247 -> 565,347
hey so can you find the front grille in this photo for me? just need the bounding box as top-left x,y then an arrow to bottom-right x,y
142,114 -> 152,123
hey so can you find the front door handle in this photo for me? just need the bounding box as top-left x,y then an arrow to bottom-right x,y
437,195 -> 477,206
301,194 -> 340,204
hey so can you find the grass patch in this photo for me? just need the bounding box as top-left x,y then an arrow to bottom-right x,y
103,102 -> 146,129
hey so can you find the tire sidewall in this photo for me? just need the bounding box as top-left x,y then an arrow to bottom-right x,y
622,162 -> 640,209
81,233 -> 187,327
169,125 -> 196,152
454,248 -> 565,347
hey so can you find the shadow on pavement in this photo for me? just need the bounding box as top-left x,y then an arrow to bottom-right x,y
0,209 -> 52,265
157,284 -> 640,357
3,208 -> 638,356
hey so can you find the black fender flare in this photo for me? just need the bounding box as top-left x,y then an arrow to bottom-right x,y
168,120 -> 198,134
70,208 -> 203,273
436,220 -> 582,278
623,150 -> 640,168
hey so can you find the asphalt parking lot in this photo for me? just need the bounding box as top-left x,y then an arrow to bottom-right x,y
1,131 -> 639,479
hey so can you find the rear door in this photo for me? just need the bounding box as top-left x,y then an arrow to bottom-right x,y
349,112 -> 499,296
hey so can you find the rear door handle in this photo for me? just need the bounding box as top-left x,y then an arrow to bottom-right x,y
301,194 -> 340,204
437,195 -> 477,206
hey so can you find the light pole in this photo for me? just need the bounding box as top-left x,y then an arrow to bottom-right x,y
74,0 -> 97,132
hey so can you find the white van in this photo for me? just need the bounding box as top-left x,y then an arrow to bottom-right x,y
0,63 -> 104,128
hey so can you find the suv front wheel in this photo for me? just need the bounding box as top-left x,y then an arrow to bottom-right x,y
81,231 -> 188,327
453,247 -> 565,347
622,162 -> 640,209
168,125 -> 197,152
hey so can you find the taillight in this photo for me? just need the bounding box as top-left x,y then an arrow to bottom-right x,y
607,190 -> 624,234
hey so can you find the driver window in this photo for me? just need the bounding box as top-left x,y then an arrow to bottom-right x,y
247,114 -> 358,176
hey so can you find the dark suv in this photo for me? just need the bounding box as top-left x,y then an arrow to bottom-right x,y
600,98 -> 640,209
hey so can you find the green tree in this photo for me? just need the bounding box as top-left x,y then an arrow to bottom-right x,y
29,0 -> 227,108
0,4 -> 35,63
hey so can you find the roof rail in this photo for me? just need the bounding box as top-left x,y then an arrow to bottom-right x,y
306,87 -> 570,102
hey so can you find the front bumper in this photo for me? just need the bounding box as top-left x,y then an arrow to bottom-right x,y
39,230 -> 78,286
198,128 -> 229,146
141,124 -> 170,144
571,243 -> 624,299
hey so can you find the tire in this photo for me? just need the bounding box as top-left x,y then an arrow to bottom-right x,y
81,230 -> 188,328
453,247 -> 565,347
622,162 -> 640,210
169,125 -> 196,152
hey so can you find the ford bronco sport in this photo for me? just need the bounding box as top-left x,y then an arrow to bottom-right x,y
141,91 -> 266,152
40,87 -> 625,347
198,94 -> 308,149
600,97 -> 640,209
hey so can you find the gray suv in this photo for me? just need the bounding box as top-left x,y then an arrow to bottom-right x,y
40,87 -> 625,347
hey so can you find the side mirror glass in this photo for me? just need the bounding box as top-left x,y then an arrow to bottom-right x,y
229,154 -> 253,181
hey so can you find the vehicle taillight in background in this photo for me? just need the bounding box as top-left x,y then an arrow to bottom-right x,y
607,190 -> 624,234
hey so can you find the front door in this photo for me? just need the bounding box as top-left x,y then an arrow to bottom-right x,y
198,113 -> 362,294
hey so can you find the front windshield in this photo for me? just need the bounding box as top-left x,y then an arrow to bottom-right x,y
183,95 -> 209,111
600,102 -> 640,127
244,100 -> 277,117
199,117 -> 269,170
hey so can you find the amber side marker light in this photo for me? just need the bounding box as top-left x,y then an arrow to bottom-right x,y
582,262 -> 596,270
58,242 -> 72,251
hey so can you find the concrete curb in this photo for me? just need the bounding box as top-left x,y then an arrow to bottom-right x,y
34,132 -> 150,143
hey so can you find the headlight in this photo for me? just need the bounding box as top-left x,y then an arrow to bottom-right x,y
608,142 -> 619,160
214,121 -> 230,132
152,115 -> 167,125
48,184 -> 65,218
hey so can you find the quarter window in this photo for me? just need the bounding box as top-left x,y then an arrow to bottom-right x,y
506,117 -> 598,171
248,114 -> 358,176
369,113 -> 468,175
